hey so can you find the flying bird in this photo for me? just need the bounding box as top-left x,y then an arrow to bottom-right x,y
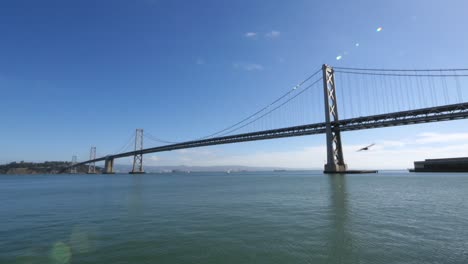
357,143 -> 375,152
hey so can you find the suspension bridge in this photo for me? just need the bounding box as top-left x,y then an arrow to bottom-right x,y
69,64 -> 468,174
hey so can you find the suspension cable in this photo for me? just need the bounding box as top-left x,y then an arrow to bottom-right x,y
197,68 -> 322,139
333,66 -> 468,72
113,132 -> 136,154
145,133 -> 180,144
216,77 -> 323,137
334,70 -> 468,77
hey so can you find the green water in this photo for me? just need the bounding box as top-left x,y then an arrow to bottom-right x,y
1,171 -> 467,264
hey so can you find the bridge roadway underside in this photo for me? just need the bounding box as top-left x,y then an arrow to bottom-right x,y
73,102 -> 468,167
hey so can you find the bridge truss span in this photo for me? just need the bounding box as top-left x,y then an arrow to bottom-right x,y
72,102 -> 468,170
338,102 -> 468,132
114,122 -> 328,159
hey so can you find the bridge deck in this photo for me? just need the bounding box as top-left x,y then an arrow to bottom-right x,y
73,102 -> 468,167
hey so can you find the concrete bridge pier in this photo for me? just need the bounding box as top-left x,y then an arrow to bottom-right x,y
104,157 -> 115,174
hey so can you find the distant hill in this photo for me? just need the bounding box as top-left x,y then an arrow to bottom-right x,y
0,161 -> 307,175
0,161 -> 102,174
113,164 -> 295,173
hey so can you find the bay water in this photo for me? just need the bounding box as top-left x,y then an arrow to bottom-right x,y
1,171 -> 467,263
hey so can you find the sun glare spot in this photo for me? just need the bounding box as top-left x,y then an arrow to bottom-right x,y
50,242 -> 72,264
336,55 -> 342,61
376,27 -> 383,32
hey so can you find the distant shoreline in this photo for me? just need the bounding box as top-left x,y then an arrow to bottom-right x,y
0,161 -> 101,175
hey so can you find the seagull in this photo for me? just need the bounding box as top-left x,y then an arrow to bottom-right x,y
357,143 -> 375,152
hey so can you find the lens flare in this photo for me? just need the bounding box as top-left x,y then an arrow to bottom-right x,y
70,228 -> 92,253
50,242 -> 71,264
376,27 -> 383,32
336,55 -> 342,61
355,43 -> 360,47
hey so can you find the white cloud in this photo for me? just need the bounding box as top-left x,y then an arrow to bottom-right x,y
244,64 -> 263,71
244,32 -> 257,38
196,58 -> 205,65
175,149 -> 214,155
265,30 -> 281,38
233,63 -> 263,71
379,140 -> 406,148
149,155 -> 161,161
245,31 -> 280,39
415,132 -> 468,144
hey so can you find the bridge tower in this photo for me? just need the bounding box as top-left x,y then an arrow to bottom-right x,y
322,64 -> 348,173
87,147 -> 97,174
130,129 -> 145,174
70,155 -> 77,174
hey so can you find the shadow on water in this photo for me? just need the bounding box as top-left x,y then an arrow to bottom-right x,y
327,174 -> 358,264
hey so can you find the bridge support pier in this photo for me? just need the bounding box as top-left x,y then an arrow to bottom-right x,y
322,64 -> 348,174
104,157 -> 115,174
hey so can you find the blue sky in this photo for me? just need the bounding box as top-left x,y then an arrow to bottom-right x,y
1,0 -> 468,169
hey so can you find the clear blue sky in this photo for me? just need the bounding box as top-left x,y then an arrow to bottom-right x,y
1,0 -> 468,169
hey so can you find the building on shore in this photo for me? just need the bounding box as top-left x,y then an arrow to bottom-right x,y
410,157 -> 468,172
